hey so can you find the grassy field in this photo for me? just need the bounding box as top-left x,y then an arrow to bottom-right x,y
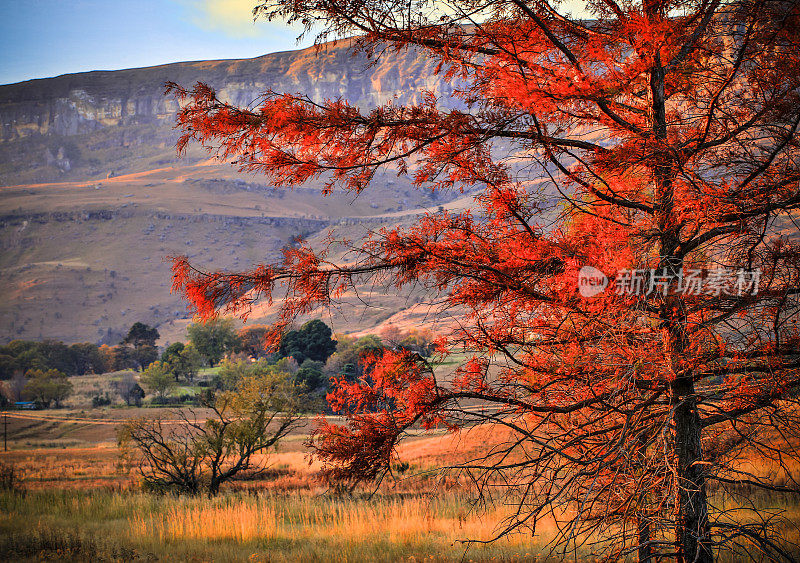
0,418 -> 554,562
0,490 -> 558,562
1,455 -> 798,561
1,409 -> 799,561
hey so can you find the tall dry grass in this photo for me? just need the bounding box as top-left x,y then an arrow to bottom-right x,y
1,490 -> 552,562
2,418 -> 800,560
129,493 -> 536,546
2,486 -> 799,561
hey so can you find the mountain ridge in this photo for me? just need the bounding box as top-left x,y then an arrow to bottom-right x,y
0,39 -> 456,148
0,41 -> 462,345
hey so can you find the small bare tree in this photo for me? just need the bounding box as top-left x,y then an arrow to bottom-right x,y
114,372 -> 144,407
4,372 -> 27,403
119,367 -> 303,495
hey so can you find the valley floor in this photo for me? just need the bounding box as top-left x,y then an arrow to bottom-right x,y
0,414 -> 553,562
1,409 -> 799,561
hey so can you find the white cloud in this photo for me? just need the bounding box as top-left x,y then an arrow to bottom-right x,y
181,0 -> 270,38
179,0 -> 591,39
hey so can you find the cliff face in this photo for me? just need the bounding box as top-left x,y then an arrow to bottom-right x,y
0,42 -> 462,344
0,41 -> 454,145
0,41 -> 460,188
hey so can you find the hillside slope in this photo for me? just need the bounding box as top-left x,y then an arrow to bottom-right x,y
0,41 -> 471,345
0,40 -> 458,185
0,161 -> 467,344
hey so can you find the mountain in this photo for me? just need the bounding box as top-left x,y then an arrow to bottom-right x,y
0,39 -> 463,184
0,41 -> 470,345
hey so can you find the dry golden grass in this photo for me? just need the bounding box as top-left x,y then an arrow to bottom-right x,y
128,494 -> 536,546
1,416 -> 799,560
1,490 -> 552,562
0,432 -> 326,492
0,445 -> 133,490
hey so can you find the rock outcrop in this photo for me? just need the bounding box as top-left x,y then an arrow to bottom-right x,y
0,40 -> 458,344
0,41 -> 454,144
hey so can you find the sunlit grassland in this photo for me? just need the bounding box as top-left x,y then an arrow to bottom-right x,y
0,490 -> 555,562
1,420 -> 800,560
2,486 -> 799,562
0,445 -> 321,492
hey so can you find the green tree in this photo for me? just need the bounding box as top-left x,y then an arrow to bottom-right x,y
0,340 -> 107,377
181,345 -> 204,379
23,369 -> 73,408
187,318 -> 240,366
13,347 -> 47,374
295,359 -> 325,391
161,342 -> 185,363
120,323 -> 160,370
123,322 -> 160,348
212,357 -> 295,391
279,319 -> 337,364
161,342 -> 203,382
109,344 -> 136,371
0,354 -> 18,381
131,346 -> 159,372
119,364 -> 303,495
140,361 -> 177,401
323,334 -> 384,383
68,343 -> 105,375
214,358 -> 251,391
33,341 -> 72,375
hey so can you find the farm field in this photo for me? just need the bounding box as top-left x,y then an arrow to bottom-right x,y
1,408 -> 800,562
0,412 -> 555,562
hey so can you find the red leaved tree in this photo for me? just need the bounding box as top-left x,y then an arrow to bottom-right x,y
168,1 -> 800,560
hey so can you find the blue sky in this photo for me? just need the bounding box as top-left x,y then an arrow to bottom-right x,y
0,0 -> 310,85
0,0 -> 591,86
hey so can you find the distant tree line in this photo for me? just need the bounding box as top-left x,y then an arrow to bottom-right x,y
0,322 -> 160,380
0,368 -> 74,409
0,317 -> 436,411
136,318 -> 434,407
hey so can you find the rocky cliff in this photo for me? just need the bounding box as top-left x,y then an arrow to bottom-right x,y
0,41 -> 458,184
0,41 -> 463,344
1,40 -> 454,139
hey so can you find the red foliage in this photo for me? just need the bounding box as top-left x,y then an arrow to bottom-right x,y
168,1 -> 800,560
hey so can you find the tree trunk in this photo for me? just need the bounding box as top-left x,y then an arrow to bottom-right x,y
646,3 -> 714,555
637,418 -> 653,563
672,378 -> 713,563
638,518 -> 653,563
